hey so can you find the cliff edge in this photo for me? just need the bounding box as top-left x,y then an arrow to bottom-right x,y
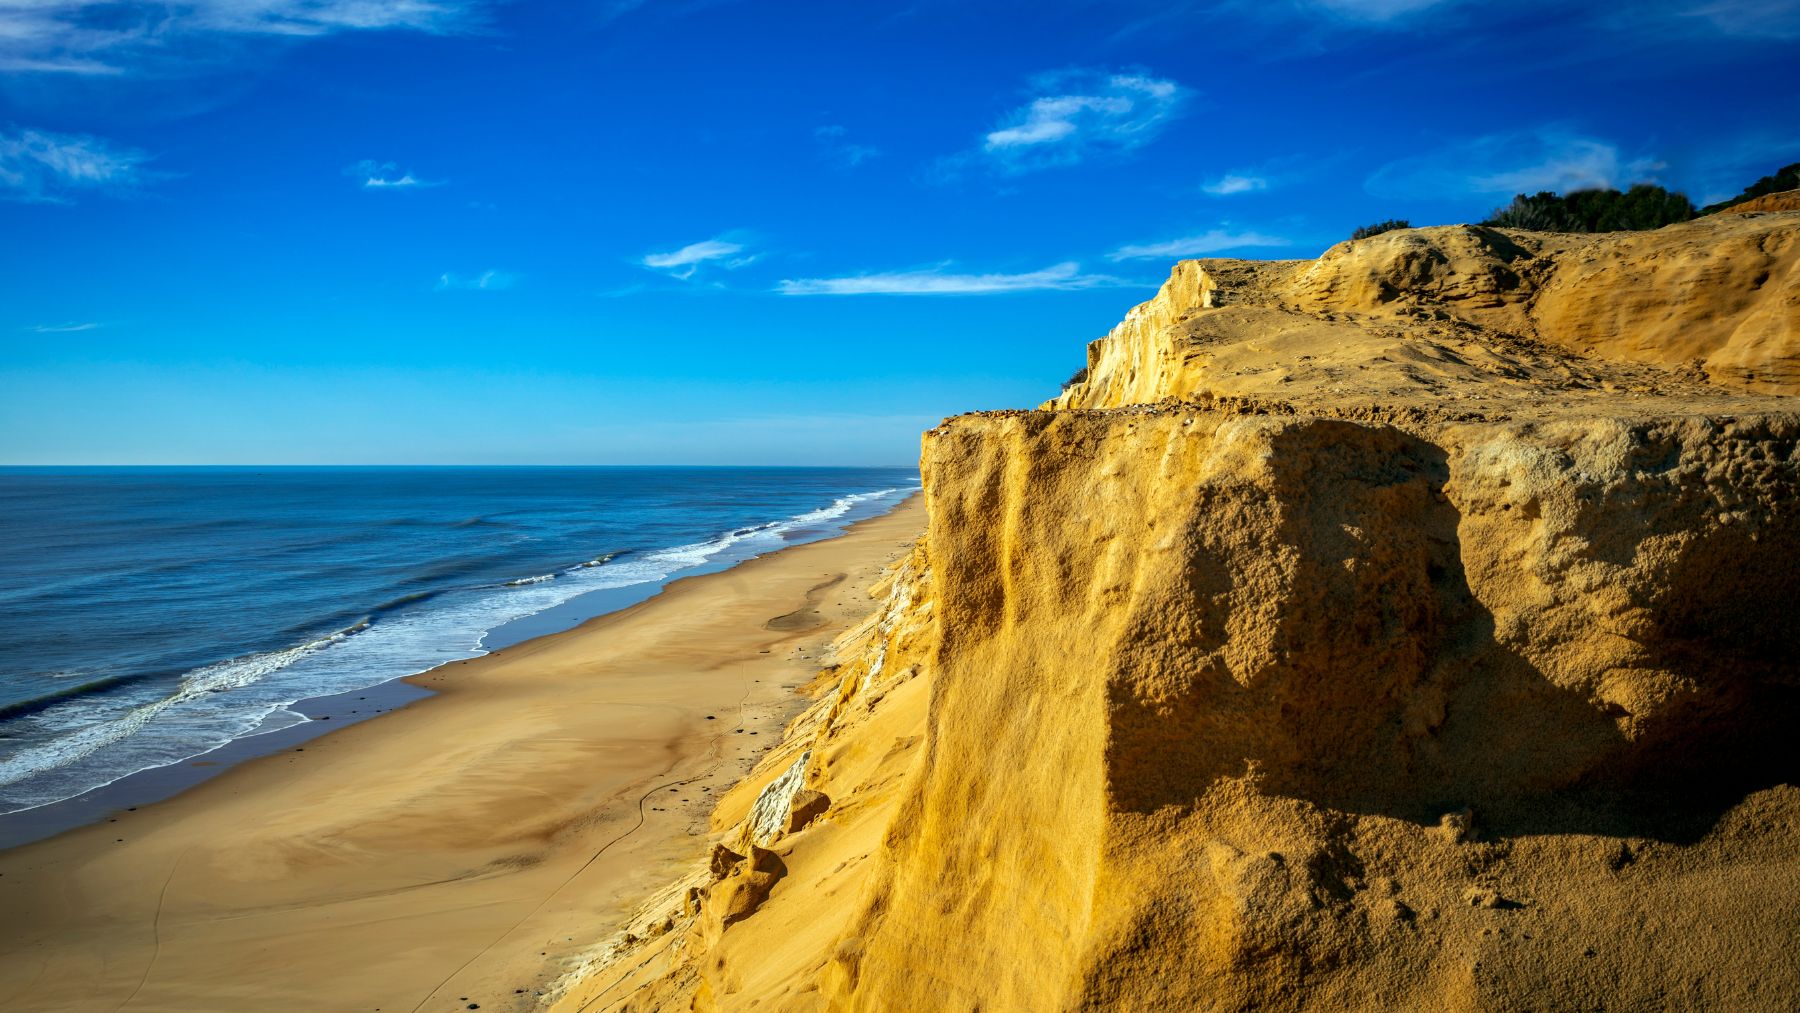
554,210 -> 1800,1012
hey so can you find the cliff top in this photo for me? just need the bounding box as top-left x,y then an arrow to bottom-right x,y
1052,208 -> 1800,420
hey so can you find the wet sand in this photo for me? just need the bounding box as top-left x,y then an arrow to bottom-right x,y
0,496 -> 923,1013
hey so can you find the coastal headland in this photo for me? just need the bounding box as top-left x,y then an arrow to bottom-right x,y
0,497 -> 924,1012
555,204 -> 1800,1010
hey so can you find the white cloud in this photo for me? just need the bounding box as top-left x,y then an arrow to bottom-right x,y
815,125 -> 880,169
0,54 -> 123,75
640,236 -> 757,280
777,261 -> 1132,296
1108,230 -> 1290,261
25,321 -> 101,333
0,1 -> 481,76
1201,172 -> 1269,196
348,160 -> 442,188
0,129 -> 152,203
975,70 -> 1190,173
198,0 -> 472,34
1366,130 -> 1663,199
435,270 -> 516,291
1472,143 -> 1662,195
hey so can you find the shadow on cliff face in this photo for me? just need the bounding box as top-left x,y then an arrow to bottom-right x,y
1103,419 -> 1798,845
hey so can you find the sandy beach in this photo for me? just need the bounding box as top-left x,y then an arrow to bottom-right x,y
0,496 -> 923,1013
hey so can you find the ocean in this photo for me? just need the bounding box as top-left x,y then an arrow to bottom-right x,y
0,466 -> 918,817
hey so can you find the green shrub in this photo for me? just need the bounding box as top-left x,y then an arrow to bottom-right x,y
1350,219 -> 1410,241
1484,194 -> 1560,232
1061,366 -> 1089,392
1700,162 -> 1800,214
1483,184 -> 1695,233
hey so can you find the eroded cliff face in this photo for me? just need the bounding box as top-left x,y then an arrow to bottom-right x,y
553,208 -> 1800,1012
830,409 -> 1798,1011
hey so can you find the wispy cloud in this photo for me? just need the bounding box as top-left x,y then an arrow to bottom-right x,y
815,125 -> 881,169
777,261 -> 1131,296
348,160 -> 443,189
1312,0 -> 1461,19
1112,0 -> 1800,60
1366,129 -> 1662,198
0,129 -> 153,203
1108,0 -> 1467,53
1108,230 -> 1291,261
1680,0 -> 1800,38
640,236 -> 758,280
1201,172 -> 1269,196
197,0 -> 474,34
24,321 -> 101,333
965,69 -> 1190,175
0,1 -> 482,77
1199,153 -> 1328,197
435,270 -> 516,291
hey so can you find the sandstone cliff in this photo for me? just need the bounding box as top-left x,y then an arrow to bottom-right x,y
553,209 -> 1800,1012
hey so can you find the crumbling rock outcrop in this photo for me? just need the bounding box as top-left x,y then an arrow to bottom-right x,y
744,750 -> 815,847
693,844 -> 787,950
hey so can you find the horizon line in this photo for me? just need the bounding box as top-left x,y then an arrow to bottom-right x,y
0,462 -> 922,469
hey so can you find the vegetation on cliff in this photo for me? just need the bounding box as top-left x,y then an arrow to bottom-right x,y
1482,184 -> 1695,232
1355,165 -> 1800,239
1701,161 -> 1800,214
1350,218 -> 1410,241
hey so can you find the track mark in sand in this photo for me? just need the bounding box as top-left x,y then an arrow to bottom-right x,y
3,954 -> 51,1007
763,573 -> 846,632
573,647 -> 781,1012
409,660 -> 765,1013
405,764 -> 713,1013
112,845 -> 190,1013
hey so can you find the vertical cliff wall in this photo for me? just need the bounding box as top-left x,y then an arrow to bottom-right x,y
830,408 -> 1798,1010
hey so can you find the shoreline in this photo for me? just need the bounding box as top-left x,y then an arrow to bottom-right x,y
0,493 -> 925,1012
0,487 -> 918,851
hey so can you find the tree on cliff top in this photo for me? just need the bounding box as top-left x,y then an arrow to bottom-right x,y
1350,219 -> 1409,240
1483,184 -> 1695,233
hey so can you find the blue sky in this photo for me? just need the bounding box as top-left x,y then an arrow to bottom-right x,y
2,0 -> 1796,465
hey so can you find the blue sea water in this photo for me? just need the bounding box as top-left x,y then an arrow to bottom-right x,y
0,466 -> 918,814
